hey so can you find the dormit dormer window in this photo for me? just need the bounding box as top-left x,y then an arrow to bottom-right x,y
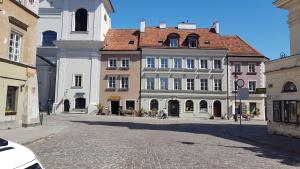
168,33 -> 180,48
187,34 -> 199,48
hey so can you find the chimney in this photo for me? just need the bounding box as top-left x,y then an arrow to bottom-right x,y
159,22 -> 166,29
212,21 -> 220,34
140,19 -> 146,33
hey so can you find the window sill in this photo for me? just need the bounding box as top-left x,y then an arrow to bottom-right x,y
144,67 -> 156,71
71,31 -> 89,34
198,69 -> 210,72
157,68 -> 170,71
247,72 -> 257,75
119,88 -> 129,91
5,112 -> 17,116
184,68 -> 196,72
232,72 -> 242,75
107,67 -> 117,70
119,67 -> 129,70
71,87 -> 83,89
211,69 -> 224,73
171,68 -> 184,71
106,88 -> 116,91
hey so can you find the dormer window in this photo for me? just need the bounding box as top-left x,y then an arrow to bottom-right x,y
187,34 -> 199,48
168,33 -> 180,48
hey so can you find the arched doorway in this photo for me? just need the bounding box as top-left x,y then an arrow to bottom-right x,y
168,100 -> 180,117
150,99 -> 159,111
213,101 -> 222,117
75,98 -> 86,109
64,100 -> 70,112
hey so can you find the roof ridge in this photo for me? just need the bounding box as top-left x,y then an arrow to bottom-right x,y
235,36 -> 264,56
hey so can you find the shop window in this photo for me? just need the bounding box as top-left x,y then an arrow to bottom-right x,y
5,86 -> 18,116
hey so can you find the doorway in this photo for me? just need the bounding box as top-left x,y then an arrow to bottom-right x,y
168,100 -> 180,117
213,101 -> 222,117
64,100 -> 70,112
111,101 -> 120,115
75,98 -> 86,109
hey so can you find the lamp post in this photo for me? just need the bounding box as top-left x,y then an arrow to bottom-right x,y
234,72 -> 239,122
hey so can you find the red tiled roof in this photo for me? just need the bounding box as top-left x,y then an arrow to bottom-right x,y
102,27 -> 264,57
102,29 -> 139,50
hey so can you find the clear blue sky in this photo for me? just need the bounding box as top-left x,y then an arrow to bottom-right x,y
110,0 -> 290,60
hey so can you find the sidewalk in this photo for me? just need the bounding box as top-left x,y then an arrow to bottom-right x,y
239,124 -> 300,154
0,115 -> 66,145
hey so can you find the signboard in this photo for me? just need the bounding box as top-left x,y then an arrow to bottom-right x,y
236,79 -> 245,88
255,88 -> 267,94
238,88 -> 249,100
109,96 -> 121,101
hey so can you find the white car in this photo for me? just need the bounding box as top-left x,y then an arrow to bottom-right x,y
0,138 -> 44,169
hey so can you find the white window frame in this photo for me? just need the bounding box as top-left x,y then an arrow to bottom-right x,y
234,63 -> 241,73
200,79 -> 208,91
160,78 -> 168,90
108,58 -> 117,68
188,39 -> 198,48
146,57 -> 155,68
186,58 -> 195,69
121,58 -> 130,68
214,79 -> 222,91
200,59 -> 208,69
108,76 -> 116,89
73,74 -> 83,88
120,76 -> 129,89
248,63 -> 256,73
214,59 -> 222,70
146,78 -> 155,90
170,38 -> 179,48
249,81 -> 257,92
174,78 -> 182,90
186,79 -> 195,91
9,32 -> 22,62
160,57 -> 168,68
174,58 -> 182,69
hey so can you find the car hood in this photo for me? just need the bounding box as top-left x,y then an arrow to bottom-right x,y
0,140 -> 36,169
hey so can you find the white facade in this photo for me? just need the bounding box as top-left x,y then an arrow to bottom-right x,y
141,48 -> 228,118
37,0 -> 114,114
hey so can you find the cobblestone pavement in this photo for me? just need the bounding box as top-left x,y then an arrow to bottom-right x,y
28,115 -> 300,169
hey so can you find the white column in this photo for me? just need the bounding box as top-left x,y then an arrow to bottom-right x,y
88,53 -> 100,113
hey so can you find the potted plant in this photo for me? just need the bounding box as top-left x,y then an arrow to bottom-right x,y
96,104 -> 104,115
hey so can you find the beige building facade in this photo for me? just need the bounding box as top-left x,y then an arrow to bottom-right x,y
266,0 -> 300,138
0,0 -> 39,129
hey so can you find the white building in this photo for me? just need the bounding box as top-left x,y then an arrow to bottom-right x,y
266,0 -> 300,138
37,0 -> 114,114
139,22 -> 229,118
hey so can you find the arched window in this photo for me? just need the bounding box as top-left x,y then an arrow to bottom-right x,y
283,82 -> 297,93
75,98 -> 86,109
75,8 -> 88,31
185,100 -> 194,112
150,99 -> 159,111
186,33 -> 199,48
199,100 -> 208,112
168,33 -> 180,48
42,31 -> 57,46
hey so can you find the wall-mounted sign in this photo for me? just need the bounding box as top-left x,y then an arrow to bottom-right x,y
109,96 -> 121,101
238,88 -> 249,100
255,88 -> 267,94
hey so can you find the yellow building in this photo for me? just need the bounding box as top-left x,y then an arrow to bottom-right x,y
0,0 -> 40,129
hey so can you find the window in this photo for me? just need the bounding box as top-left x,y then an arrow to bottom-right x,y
248,64 -> 256,73
174,58 -> 182,69
74,75 -> 82,87
214,60 -> 222,69
121,58 -> 129,68
9,32 -> 22,62
187,58 -> 195,69
273,100 -> 299,124
283,82 -> 297,93
120,77 -> 129,89
147,78 -> 155,90
147,58 -> 155,68
234,64 -> 241,73
42,31 -> 57,46
174,78 -> 182,90
160,78 -> 168,90
249,81 -> 256,92
187,79 -> 195,91
273,101 -> 282,122
150,99 -> 159,111
126,101 -> 135,110
75,98 -> 86,109
200,79 -> 208,91
185,100 -> 194,112
200,100 -> 208,112
75,8 -> 88,31
214,79 -> 222,91
108,76 -> 116,89
5,86 -> 18,114
189,39 -> 198,48
108,58 -> 117,68
200,60 -> 208,69
170,38 -> 179,48
160,58 -> 168,68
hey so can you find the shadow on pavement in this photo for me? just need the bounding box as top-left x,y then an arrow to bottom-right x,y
70,120 -> 300,167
